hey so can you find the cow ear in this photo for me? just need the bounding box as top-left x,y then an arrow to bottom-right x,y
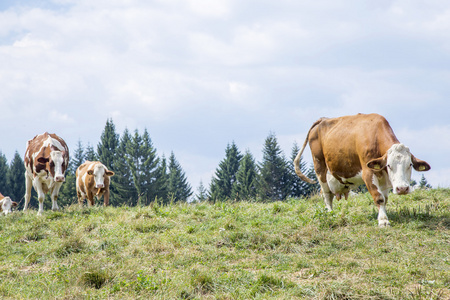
411,155 -> 431,172
106,170 -> 115,176
87,170 -> 94,175
367,155 -> 387,171
37,157 -> 49,164
12,202 -> 18,207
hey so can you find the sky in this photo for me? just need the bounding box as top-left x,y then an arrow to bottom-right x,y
1,0 -> 450,194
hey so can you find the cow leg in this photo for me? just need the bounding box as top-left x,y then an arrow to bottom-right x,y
33,180 -> 46,216
363,170 -> 390,227
311,155 -> 333,211
87,191 -> 94,207
51,182 -> 63,211
77,189 -> 85,207
376,189 -> 390,227
103,190 -> 110,206
23,172 -> 32,211
318,178 -> 334,211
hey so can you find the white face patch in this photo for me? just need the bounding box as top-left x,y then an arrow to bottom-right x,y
50,150 -> 65,180
1,197 -> 14,215
92,164 -> 106,188
386,144 -> 413,194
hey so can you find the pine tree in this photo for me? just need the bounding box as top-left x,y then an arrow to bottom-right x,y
85,143 -> 97,161
419,174 -> 432,189
97,118 -> 120,203
0,151 -> 9,195
209,142 -> 242,201
7,151 -> 26,203
112,128 -> 136,206
166,152 -> 192,202
72,140 -> 85,171
141,129 -> 166,204
195,180 -> 208,202
232,150 -> 258,200
97,118 -> 119,170
159,155 -> 169,202
258,133 -> 291,201
126,129 -> 164,206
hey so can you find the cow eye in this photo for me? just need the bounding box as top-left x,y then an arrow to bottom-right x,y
49,161 -> 55,167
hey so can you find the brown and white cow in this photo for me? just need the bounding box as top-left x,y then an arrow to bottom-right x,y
24,132 -> 69,215
294,113 -> 431,227
76,161 -> 114,207
0,192 -> 18,215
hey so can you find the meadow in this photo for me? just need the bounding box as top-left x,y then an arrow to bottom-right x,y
0,189 -> 449,299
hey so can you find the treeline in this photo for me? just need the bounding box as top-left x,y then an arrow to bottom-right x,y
0,119 -> 319,209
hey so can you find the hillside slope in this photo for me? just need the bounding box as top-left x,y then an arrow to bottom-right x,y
0,189 -> 449,299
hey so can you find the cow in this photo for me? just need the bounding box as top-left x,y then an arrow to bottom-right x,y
76,161 -> 114,207
24,132 -> 69,215
0,193 -> 18,215
294,113 -> 431,227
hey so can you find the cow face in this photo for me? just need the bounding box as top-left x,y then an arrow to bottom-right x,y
87,164 -> 114,189
367,144 -> 431,195
38,150 -> 67,182
1,197 -> 18,215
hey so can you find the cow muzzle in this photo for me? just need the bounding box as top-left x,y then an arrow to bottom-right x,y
95,184 -> 105,189
395,186 -> 410,195
55,175 -> 65,182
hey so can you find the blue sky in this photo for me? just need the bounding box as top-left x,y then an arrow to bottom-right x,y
1,0 -> 449,192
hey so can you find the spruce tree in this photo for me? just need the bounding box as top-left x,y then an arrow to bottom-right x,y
167,152 -> 192,202
112,128 -> 136,206
141,129 -> 166,204
419,174 -> 432,189
97,118 -> 119,170
158,155 -> 169,202
126,129 -> 164,205
72,140 -> 85,170
97,118 -> 120,203
258,133 -> 291,201
209,142 -> 242,201
7,151 -> 26,203
195,180 -> 208,202
0,151 -> 9,195
232,150 -> 258,200
85,143 -> 97,161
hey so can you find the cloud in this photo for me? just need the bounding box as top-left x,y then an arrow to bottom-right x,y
0,0 -> 449,192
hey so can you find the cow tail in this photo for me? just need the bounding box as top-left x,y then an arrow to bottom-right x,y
293,118 -> 324,184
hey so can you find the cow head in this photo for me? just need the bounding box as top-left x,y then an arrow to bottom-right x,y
87,164 -> 114,189
37,150 -> 67,182
1,197 -> 18,215
367,143 -> 431,195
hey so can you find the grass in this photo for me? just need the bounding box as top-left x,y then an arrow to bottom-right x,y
0,188 -> 449,299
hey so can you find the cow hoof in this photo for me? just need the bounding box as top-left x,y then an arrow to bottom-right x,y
378,220 -> 391,227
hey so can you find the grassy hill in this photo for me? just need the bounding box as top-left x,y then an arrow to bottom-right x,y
0,189 -> 449,299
